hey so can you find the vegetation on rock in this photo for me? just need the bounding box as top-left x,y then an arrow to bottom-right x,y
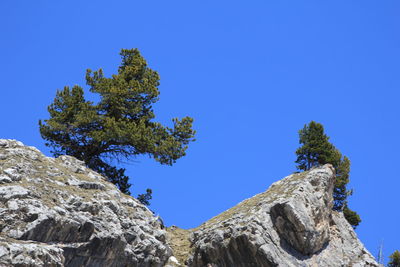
295,121 -> 361,228
388,250 -> 400,267
39,48 -> 196,203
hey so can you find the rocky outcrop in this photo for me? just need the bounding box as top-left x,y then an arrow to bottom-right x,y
186,166 -> 378,267
0,140 -> 172,266
0,139 -> 379,266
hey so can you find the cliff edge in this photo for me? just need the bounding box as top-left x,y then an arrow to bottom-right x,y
0,140 -> 378,266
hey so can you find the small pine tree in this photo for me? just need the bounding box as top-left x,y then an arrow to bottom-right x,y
137,189 -> 153,206
295,121 -> 335,171
388,250 -> 400,267
295,121 -> 361,228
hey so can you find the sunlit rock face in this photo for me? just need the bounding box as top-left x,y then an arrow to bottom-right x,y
0,140 -> 379,267
186,165 -> 379,267
0,139 -> 172,267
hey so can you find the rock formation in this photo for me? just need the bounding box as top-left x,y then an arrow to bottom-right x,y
0,139 -> 378,266
185,166 -> 378,267
0,140 -> 171,266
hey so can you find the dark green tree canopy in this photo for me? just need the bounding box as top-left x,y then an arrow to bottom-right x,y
39,48 -> 196,198
295,121 -> 335,171
295,121 -> 361,228
389,250 -> 400,267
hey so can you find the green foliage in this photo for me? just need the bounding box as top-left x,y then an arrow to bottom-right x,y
295,121 -> 361,228
39,48 -> 196,201
137,188 -> 153,206
342,204 -> 361,229
388,250 -> 400,267
295,121 -> 335,171
333,154 -> 350,211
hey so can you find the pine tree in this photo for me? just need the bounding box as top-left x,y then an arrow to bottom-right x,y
333,153 -> 350,211
295,121 -> 335,171
39,49 -> 196,202
295,121 -> 361,228
137,189 -> 153,207
388,250 -> 400,267
342,204 -> 361,228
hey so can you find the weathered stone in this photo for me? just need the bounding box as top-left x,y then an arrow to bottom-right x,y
0,139 -> 172,266
185,166 -> 379,267
0,185 -> 30,202
0,239 -> 65,267
0,175 -> 12,184
0,139 -> 379,266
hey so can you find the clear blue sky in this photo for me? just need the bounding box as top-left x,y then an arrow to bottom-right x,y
1,1 -> 399,263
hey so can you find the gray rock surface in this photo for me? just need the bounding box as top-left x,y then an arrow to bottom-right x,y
186,165 -> 378,267
0,139 -> 379,267
0,139 -> 172,266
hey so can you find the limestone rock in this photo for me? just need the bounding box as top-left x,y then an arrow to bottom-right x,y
0,139 -> 379,266
0,239 -> 64,266
186,165 -> 378,267
0,139 -> 172,266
